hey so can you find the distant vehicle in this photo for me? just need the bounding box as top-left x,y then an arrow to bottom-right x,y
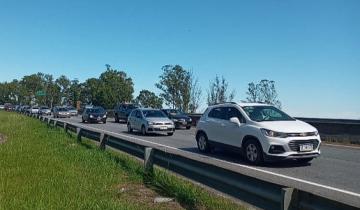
196,102 -> 321,165
21,105 -> 30,113
4,103 -> 14,111
162,109 -> 192,129
30,106 -> 40,114
66,106 -> 78,116
114,103 -> 139,123
127,108 -> 175,136
53,107 -> 71,118
82,106 -> 107,124
0,105 -> 4,110
39,106 -> 51,115
15,105 -> 21,112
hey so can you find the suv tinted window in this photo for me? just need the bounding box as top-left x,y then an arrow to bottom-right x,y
226,107 -> 246,123
208,107 -> 226,120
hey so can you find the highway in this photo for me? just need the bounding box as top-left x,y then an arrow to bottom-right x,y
57,116 -> 360,195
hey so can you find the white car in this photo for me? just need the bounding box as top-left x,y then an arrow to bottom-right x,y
30,106 -> 40,114
127,108 -> 175,136
196,102 -> 321,165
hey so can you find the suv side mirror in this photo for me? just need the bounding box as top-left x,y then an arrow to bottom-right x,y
230,117 -> 241,126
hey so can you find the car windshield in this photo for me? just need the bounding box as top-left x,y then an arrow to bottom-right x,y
88,108 -> 105,113
58,108 -> 67,111
167,109 -> 182,115
242,106 -> 295,122
142,110 -> 167,118
41,106 -> 49,109
67,106 -> 75,110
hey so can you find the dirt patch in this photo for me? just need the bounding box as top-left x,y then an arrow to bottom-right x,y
0,133 -> 6,144
116,183 -> 184,210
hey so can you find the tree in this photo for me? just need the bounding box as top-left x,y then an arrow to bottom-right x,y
246,79 -> 281,108
156,65 -> 192,112
134,90 -> 163,109
56,75 -> 71,105
189,72 -> 202,113
207,75 -> 235,105
98,65 -> 134,109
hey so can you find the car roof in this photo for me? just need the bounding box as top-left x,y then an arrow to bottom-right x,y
209,102 -> 272,108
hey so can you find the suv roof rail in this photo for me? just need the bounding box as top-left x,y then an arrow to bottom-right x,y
212,102 -> 238,106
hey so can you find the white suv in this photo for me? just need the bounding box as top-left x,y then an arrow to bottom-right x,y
195,102 -> 321,165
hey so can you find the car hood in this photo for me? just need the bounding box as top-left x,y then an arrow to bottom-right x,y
171,114 -> 191,120
256,120 -> 317,133
146,117 -> 173,123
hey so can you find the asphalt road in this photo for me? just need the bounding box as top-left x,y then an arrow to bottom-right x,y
57,116 -> 360,194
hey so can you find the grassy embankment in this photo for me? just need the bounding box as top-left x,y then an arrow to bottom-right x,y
0,111 -> 246,210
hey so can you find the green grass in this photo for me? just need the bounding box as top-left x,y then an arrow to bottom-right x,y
0,111 -> 246,210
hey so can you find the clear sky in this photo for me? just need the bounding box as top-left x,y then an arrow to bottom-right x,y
0,0 -> 359,118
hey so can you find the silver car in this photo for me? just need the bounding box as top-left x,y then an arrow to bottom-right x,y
127,108 -> 175,136
67,106 -> 78,116
53,107 -> 71,118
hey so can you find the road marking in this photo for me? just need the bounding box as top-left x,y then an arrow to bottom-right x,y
323,143 -> 360,150
52,117 -> 360,198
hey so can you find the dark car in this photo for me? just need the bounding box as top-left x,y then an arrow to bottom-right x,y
82,107 -> 107,124
114,103 -> 139,123
162,109 -> 192,129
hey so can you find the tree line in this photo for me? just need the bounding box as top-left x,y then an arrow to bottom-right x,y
0,64 -> 281,112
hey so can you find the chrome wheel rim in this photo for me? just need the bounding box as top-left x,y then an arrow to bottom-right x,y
198,136 -> 206,151
246,144 -> 258,162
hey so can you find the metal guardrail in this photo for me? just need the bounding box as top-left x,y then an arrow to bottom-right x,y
26,113 -> 359,210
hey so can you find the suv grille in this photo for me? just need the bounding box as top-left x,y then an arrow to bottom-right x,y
287,132 -> 317,137
288,139 -> 320,152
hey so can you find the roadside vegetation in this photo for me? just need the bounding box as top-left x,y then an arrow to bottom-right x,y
0,111 -> 245,210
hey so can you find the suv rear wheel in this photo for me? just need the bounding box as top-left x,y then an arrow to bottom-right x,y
244,139 -> 263,165
196,132 -> 211,153
115,114 -> 119,123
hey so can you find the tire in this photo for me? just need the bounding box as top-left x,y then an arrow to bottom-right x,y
244,139 -> 263,165
115,114 -> 119,123
196,132 -> 211,153
297,158 -> 313,164
167,132 -> 174,136
103,120 -> 106,124
82,117 -> 85,123
127,123 -> 133,133
141,125 -> 147,136
186,126 -> 191,130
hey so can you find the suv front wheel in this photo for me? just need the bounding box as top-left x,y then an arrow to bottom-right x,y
244,139 -> 263,165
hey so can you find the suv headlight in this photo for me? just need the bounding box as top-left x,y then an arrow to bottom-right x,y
314,131 -> 319,136
147,121 -> 155,125
90,115 -> 94,118
103,115 -> 107,118
261,129 -> 288,138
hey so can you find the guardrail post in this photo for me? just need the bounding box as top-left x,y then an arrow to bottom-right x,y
64,123 -> 68,132
53,120 -> 57,127
76,128 -> 82,142
144,148 -> 154,179
47,118 -> 51,125
99,133 -> 107,150
281,188 -> 299,210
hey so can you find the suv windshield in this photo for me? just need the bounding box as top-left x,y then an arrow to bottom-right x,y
88,108 -> 105,113
142,110 -> 167,118
58,108 -> 67,111
167,109 -> 182,115
242,106 -> 295,122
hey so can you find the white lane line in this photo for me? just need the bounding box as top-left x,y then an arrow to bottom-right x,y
323,143 -> 360,150
57,117 -> 360,198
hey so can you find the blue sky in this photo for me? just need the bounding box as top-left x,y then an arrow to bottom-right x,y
0,0 -> 359,118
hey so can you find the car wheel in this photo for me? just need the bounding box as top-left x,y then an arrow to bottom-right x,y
196,132 -> 211,153
115,114 -> 119,123
82,117 -> 85,123
141,125 -> 147,136
127,123 -> 133,133
186,126 -> 191,130
103,120 -> 106,124
167,132 -> 174,136
244,139 -> 263,165
296,158 -> 313,164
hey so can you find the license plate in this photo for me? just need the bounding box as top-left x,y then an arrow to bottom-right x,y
300,144 -> 313,152
160,127 -> 167,130
97,117 -> 101,120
